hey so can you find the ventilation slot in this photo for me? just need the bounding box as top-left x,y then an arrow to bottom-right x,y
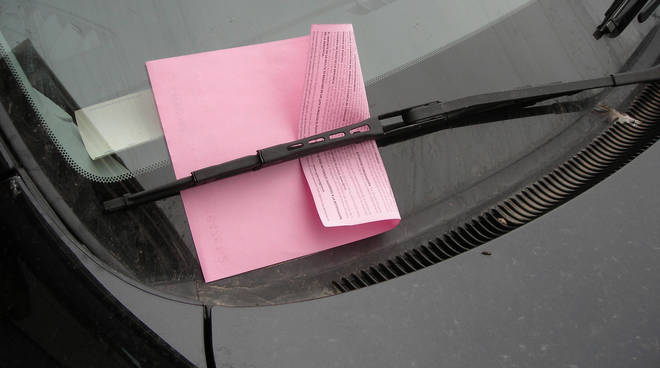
332,82 -> 660,293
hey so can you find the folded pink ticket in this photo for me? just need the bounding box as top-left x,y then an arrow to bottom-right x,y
146,25 -> 399,282
300,24 -> 400,226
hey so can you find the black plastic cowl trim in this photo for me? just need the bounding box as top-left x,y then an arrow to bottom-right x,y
332,82 -> 660,293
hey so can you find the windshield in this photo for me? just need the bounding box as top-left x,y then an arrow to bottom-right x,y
0,0 -> 657,305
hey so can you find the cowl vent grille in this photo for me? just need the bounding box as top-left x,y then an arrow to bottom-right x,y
333,82 -> 660,293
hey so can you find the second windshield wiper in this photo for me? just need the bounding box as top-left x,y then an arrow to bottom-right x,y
104,64 -> 660,212
593,0 -> 660,39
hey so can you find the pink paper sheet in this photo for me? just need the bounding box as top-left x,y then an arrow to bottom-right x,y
147,26 -> 399,282
300,25 -> 400,226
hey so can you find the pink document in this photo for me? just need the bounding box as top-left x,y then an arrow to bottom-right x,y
147,25 -> 399,282
300,25 -> 400,226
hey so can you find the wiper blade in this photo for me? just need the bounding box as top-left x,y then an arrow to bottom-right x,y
104,64 -> 660,212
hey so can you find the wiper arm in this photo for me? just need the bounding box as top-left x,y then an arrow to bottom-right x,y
104,64 -> 660,212
593,0 -> 660,39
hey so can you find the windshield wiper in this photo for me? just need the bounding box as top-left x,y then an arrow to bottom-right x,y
104,65 -> 660,212
594,0 -> 660,39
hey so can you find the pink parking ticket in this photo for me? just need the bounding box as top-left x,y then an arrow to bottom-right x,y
146,25 -> 400,282
300,24 -> 400,226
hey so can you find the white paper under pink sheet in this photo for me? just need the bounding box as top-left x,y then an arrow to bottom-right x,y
146,25 -> 400,282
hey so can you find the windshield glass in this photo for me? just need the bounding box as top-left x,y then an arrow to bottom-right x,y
0,0 -> 657,305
